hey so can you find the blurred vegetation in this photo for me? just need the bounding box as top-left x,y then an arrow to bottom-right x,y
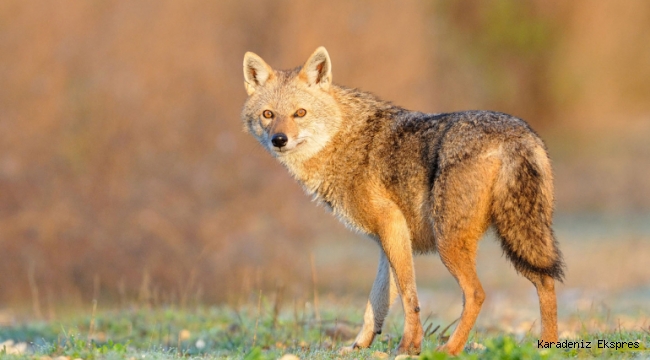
0,0 -> 649,309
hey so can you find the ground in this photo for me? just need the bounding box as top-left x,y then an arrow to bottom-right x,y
1,214 -> 649,359
0,302 -> 648,359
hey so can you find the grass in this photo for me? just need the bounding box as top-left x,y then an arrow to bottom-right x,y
0,300 -> 648,360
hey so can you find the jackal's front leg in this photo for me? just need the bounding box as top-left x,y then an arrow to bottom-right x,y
380,208 -> 423,355
343,250 -> 398,351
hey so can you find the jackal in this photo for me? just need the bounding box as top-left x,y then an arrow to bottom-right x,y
240,47 -> 564,355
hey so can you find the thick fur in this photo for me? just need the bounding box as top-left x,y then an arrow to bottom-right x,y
241,47 -> 565,355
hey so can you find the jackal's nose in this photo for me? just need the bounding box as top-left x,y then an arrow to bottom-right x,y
271,133 -> 288,148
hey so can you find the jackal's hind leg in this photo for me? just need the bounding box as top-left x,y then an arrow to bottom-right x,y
433,158 -> 497,355
341,250 -> 398,352
524,273 -> 558,343
436,240 -> 485,355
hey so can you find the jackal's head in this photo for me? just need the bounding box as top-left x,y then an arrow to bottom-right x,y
241,47 -> 342,167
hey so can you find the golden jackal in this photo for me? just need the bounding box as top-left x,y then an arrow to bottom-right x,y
240,47 -> 564,355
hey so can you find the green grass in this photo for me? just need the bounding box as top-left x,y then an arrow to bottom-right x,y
0,304 -> 648,359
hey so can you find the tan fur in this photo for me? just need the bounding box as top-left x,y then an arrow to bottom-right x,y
240,47 -> 565,355
269,115 -> 299,145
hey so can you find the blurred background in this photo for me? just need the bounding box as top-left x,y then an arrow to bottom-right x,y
1,0 -> 649,319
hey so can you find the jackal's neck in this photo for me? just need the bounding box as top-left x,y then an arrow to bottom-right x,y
332,85 -> 396,118
287,85 -> 400,204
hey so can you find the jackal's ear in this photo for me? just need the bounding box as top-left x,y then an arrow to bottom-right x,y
243,52 -> 274,96
300,46 -> 332,90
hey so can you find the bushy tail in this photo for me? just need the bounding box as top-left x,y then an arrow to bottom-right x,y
491,143 -> 565,281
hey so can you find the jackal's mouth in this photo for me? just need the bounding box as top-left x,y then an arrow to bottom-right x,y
273,138 -> 307,153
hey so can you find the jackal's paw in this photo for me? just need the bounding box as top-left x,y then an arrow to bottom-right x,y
436,343 -> 462,356
394,355 -> 419,360
338,343 -> 360,355
395,332 -> 423,356
395,341 -> 421,356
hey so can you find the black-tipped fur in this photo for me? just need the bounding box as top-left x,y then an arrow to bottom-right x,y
491,146 -> 565,281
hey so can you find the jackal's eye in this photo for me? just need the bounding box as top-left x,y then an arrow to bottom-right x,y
295,108 -> 307,117
262,110 -> 274,119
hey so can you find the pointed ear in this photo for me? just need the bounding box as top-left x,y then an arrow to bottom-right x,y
299,46 -> 332,90
243,51 -> 274,96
